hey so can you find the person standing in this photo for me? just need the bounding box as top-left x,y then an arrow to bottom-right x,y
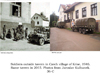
3,25 -> 6,40
25,28 -> 28,39
12,28 -> 16,39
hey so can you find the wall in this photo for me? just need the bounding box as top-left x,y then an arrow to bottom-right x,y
74,2 -> 100,32
59,6 -> 67,22
43,21 -> 49,27
74,2 -> 100,21
0,2 -> 31,35
32,14 -> 43,26
65,23 -> 70,28
22,2 -> 31,23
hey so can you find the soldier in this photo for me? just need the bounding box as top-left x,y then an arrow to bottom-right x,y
12,28 -> 16,39
20,25 -> 24,39
6,29 -> 12,39
25,28 -> 28,39
3,25 -> 6,40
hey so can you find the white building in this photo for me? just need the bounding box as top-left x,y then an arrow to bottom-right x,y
0,2 -> 31,35
31,13 -> 49,28
31,2 -> 50,21
58,4 -> 67,22
64,2 -> 100,32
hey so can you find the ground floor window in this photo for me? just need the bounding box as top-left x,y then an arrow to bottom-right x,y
37,21 -> 39,24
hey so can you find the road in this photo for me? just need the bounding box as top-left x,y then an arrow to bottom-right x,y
50,27 -> 100,51
0,38 -> 50,51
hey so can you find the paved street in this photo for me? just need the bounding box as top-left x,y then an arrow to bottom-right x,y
50,27 -> 100,51
0,38 -> 50,51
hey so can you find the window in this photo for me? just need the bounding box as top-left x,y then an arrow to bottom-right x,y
37,21 -> 39,24
12,2 -> 21,17
34,17 -> 35,19
70,12 -> 73,19
36,17 -> 38,19
76,10 -> 79,19
82,7 -> 86,17
64,15 -> 66,20
67,13 -> 69,20
91,3 -> 97,16
60,12 -> 62,15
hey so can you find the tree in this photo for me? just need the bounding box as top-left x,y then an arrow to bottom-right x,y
52,21 -> 56,27
50,12 -> 59,27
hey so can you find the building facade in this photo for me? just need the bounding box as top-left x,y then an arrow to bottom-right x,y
64,2 -> 81,28
58,4 -> 67,22
74,2 -> 100,32
31,13 -> 49,28
0,2 -> 31,35
60,2 -> 100,32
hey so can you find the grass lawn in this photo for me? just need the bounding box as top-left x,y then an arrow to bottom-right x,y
94,32 -> 100,34
66,28 -> 72,31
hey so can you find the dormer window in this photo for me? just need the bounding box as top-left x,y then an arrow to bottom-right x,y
36,17 -> 38,19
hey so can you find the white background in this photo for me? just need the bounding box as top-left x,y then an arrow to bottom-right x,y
0,51 -> 100,76
0,0 -> 100,76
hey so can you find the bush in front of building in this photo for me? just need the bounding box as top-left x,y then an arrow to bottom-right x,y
52,21 -> 57,27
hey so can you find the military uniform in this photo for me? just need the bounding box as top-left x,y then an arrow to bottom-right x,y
3,25 -> 6,39
25,28 -> 28,39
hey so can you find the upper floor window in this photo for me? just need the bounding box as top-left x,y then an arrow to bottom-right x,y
36,17 -> 38,19
91,3 -> 97,16
76,10 -> 79,19
82,7 -> 86,17
12,2 -> 21,17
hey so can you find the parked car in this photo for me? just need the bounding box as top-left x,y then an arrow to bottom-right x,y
28,27 -> 50,45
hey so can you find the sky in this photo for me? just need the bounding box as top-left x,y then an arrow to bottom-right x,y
31,2 -> 50,19
31,1 -> 74,20
50,1 -> 74,16
30,0 -> 100,16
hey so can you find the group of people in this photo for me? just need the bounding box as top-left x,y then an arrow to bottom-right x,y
2,24 -> 28,41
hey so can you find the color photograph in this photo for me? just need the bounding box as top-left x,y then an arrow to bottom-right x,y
50,2 -> 100,51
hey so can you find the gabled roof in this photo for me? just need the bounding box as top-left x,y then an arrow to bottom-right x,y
64,2 -> 82,13
58,4 -> 66,12
32,13 -> 49,21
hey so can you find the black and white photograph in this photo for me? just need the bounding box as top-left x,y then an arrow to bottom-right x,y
0,2 -> 50,51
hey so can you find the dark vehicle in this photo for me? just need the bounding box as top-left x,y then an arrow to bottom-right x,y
57,22 -> 65,28
72,18 -> 96,34
28,27 -> 50,46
